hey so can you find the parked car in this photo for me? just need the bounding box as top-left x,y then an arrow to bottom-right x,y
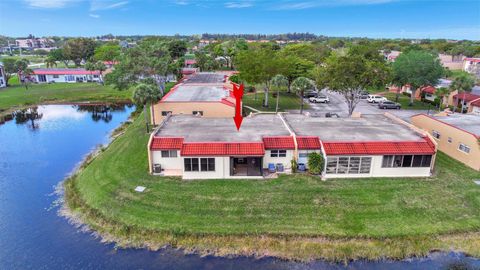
303,90 -> 318,98
309,94 -> 330,103
367,95 -> 387,103
358,91 -> 370,99
378,101 -> 401,109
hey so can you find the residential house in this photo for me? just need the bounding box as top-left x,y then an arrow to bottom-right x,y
451,92 -> 480,113
32,68 -> 102,83
151,72 -> 236,125
463,57 -> 480,74
0,63 -> 6,88
412,113 -> 480,171
148,113 -> 437,179
471,99 -> 480,115
420,79 -> 453,102
15,37 -> 53,49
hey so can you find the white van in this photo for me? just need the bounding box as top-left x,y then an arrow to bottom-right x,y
367,95 -> 387,103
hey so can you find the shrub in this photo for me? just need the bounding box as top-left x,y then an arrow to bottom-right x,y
290,159 -> 297,173
307,152 -> 324,175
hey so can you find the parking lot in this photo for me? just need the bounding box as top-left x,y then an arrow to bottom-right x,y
289,90 -> 430,122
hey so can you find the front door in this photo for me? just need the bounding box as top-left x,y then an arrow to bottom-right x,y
38,75 -> 46,82
298,152 -> 308,166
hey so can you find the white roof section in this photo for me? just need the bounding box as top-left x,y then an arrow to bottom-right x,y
162,72 -> 231,102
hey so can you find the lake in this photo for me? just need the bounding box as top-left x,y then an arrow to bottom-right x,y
0,104 -> 478,269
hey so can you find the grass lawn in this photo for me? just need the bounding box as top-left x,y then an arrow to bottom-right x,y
0,80 -> 176,114
65,112 -> 480,261
383,92 -> 434,110
242,91 -> 308,112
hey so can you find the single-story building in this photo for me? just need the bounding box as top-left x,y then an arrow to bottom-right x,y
0,62 -> 6,88
412,113 -> 480,171
463,57 -> 480,74
452,92 -> 480,113
32,68 -> 102,83
471,99 -> 480,115
148,113 -> 437,180
151,72 -> 236,125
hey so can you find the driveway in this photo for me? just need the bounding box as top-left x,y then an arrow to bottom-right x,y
289,90 -> 431,122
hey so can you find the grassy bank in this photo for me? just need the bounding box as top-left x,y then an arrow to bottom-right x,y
64,112 -> 480,261
0,81 -> 176,115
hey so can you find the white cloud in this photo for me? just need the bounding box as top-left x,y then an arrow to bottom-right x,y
89,13 -> 100,18
225,1 -> 253,8
174,0 -> 189,5
90,0 -> 128,11
24,0 -> 79,9
274,0 -> 395,10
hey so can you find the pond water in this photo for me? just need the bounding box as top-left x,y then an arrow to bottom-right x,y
0,104 -> 479,270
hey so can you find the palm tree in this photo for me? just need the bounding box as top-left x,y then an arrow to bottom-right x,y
435,87 -> 451,111
45,56 -> 57,68
133,83 -> 162,133
450,74 -> 475,113
270,74 -> 288,113
291,77 -> 315,114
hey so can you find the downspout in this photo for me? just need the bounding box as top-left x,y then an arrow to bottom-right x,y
319,140 -> 328,181
278,113 -> 298,171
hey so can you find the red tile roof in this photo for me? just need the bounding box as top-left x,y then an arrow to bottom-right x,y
421,86 -> 436,94
262,136 -> 295,149
33,68 -> 101,75
296,136 -> 321,149
471,99 -> 480,107
453,93 -> 480,102
185,59 -> 196,65
150,137 -> 184,150
464,58 -> 480,63
181,142 -> 265,156
322,139 -> 435,155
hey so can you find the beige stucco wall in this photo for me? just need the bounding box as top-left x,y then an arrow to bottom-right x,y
411,115 -> 480,171
151,102 -> 235,125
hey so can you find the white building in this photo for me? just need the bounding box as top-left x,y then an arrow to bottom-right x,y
463,57 -> 480,74
15,37 -> 53,49
0,63 -> 6,88
148,113 -> 437,180
32,68 -> 102,83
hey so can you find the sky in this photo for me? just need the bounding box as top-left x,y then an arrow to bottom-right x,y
0,0 -> 479,40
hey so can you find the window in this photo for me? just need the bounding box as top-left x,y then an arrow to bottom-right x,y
192,111 -> 203,116
326,156 -> 372,174
53,74 -> 59,78
458,143 -> 471,154
93,75 -> 99,78
161,150 -> 177,158
382,155 -> 432,168
184,158 -> 199,171
359,157 -> 372,173
448,137 -> 452,143
432,130 -> 441,139
66,75 -> 75,81
161,111 -> 172,116
200,158 -> 215,171
270,150 -> 287,157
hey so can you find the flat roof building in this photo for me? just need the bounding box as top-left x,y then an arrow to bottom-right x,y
412,113 -> 480,170
149,113 -> 437,179
151,72 -> 236,126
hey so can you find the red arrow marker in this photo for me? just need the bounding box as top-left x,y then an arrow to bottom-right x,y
232,83 -> 244,131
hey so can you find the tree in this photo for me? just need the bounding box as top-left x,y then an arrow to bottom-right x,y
48,48 -> 69,67
270,74 -> 288,112
94,43 -> 121,61
315,54 -> 390,116
278,55 -> 315,93
45,56 -> 57,68
280,43 -> 331,65
435,87 -> 451,111
63,38 -> 96,66
194,51 -> 219,71
132,82 -> 162,133
167,40 -> 188,59
105,39 -> 172,95
236,47 -> 285,107
2,57 -> 16,86
450,73 -> 475,113
392,50 -> 444,106
291,77 -> 315,114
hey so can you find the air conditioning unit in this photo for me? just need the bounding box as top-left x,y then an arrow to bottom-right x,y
153,164 -> 162,174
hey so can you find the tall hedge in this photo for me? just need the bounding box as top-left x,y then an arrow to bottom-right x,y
307,152 -> 324,175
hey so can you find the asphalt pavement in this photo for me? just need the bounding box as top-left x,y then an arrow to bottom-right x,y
288,90 -> 431,122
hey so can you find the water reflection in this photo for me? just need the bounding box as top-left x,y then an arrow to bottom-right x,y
14,107 -> 43,130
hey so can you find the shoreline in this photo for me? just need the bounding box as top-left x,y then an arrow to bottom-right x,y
60,112 -> 480,262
